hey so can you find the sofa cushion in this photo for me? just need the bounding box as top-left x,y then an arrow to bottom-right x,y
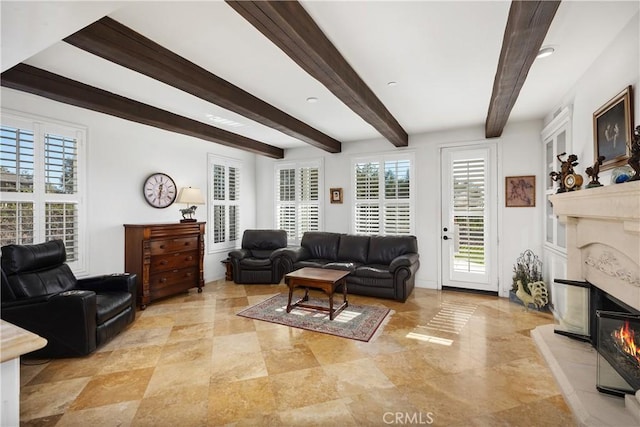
367,235 -> 418,265
250,249 -> 274,259
241,230 -> 287,251
323,262 -> 357,272
1,240 -> 67,274
301,232 -> 341,261
96,292 -> 133,324
240,258 -> 272,269
5,264 -> 77,298
295,259 -> 330,269
355,264 -> 393,279
337,235 -> 369,264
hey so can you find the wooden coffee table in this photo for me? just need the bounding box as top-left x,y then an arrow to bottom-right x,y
285,267 -> 350,320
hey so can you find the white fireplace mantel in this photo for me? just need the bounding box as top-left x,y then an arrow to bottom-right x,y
550,180 -> 640,310
550,180 -> 640,232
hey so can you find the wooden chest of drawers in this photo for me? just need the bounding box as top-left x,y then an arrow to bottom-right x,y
124,222 -> 205,309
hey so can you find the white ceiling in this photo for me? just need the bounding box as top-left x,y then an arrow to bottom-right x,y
2,1 -> 638,151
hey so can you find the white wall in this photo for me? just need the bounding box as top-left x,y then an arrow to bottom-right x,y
541,12 -> 639,284
546,11 -> 640,183
1,88 -> 257,282
257,120 -> 544,295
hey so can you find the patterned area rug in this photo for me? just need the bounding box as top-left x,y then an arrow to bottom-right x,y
237,294 -> 391,342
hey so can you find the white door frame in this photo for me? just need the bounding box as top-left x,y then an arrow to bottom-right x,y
437,140 -> 499,293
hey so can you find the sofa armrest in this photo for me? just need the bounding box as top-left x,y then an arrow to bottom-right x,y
280,247 -> 310,263
389,253 -> 420,272
229,248 -> 251,260
269,247 -> 289,261
1,290 -> 98,357
77,273 -> 136,294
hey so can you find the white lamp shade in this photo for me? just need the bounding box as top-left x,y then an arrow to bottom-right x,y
176,187 -> 205,205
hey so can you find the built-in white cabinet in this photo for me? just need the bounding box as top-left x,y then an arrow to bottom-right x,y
542,107 -> 570,283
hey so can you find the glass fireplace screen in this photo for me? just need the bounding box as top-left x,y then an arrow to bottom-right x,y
596,310 -> 640,396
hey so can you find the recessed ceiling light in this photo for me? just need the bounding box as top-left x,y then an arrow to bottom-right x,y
306,97 -> 318,103
536,46 -> 555,59
387,81 -> 398,87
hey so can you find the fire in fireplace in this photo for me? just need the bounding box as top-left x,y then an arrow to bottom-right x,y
613,321 -> 640,365
597,311 -> 640,396
552,278 -> 640,397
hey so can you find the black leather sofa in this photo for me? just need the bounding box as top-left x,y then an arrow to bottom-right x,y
278,232 -> 419,302
228,229 -> 288,284
1,240 -> 136,358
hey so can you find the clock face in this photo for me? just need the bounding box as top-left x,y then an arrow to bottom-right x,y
143,173 -> 177,208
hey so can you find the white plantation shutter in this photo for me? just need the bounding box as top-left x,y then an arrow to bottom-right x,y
298,167 -> 319,236
0,114 -> 85,272
208,155 -> 242,251
0,127 -> 34,193
0,202 -> 34,245
452,158 -> 485,274
384,203 -> 411,235
277,168 -> 296,238
275,161 -> 322,243
229,167 -> 239,242
352,154 -> 414,235
354,161 -> 380,234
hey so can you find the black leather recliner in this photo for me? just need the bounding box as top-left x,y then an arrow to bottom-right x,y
1,240 -> 136,358
228,229 -> 287,284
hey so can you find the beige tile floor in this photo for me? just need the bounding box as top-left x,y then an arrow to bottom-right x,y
18,280 -> 576,426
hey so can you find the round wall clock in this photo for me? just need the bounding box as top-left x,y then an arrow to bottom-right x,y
143,172 -> 177,208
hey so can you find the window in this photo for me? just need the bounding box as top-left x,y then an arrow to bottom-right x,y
352,153 -> 414,235
0,111 -> 86,273
275,160 -> 322,243
208,154 -> 241,252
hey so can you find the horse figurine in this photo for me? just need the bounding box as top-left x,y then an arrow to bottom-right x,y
179,205 -> 198,221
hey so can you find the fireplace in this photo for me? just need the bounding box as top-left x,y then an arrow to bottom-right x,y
552,278 -> 640,396
542,181 -> 640,423
597,311 -> 640,396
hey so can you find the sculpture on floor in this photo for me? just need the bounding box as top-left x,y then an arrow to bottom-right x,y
515,280 -> 549,311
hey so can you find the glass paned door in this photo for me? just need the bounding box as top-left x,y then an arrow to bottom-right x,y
441,146 -> 497,292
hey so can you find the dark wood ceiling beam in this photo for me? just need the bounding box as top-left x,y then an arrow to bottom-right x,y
1,64 -> 284,159
227,1 -> 408,148
485,0 -> 561,138
64,17 -> 340,153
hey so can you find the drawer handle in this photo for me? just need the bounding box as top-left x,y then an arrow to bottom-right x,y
186,256 -> 193,261
160,278 -> 167,283
159,245 -> 166,249
160,260 -> 168,265
185,272 -> 192,277
184,242 -> 191,246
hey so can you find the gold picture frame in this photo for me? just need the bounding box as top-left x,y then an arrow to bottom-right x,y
593,85 -> 634,170
330,187 -> 343,204
505,175 -> 535,207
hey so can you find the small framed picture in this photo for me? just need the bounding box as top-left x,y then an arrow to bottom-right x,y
505,176 -> 535,207
330,187 -> 343,204
593,85 -> 634,170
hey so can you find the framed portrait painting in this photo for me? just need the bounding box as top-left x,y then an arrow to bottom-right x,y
593,86 -> 634,170
330,187 -> 343,204
505,176 -> 535,207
